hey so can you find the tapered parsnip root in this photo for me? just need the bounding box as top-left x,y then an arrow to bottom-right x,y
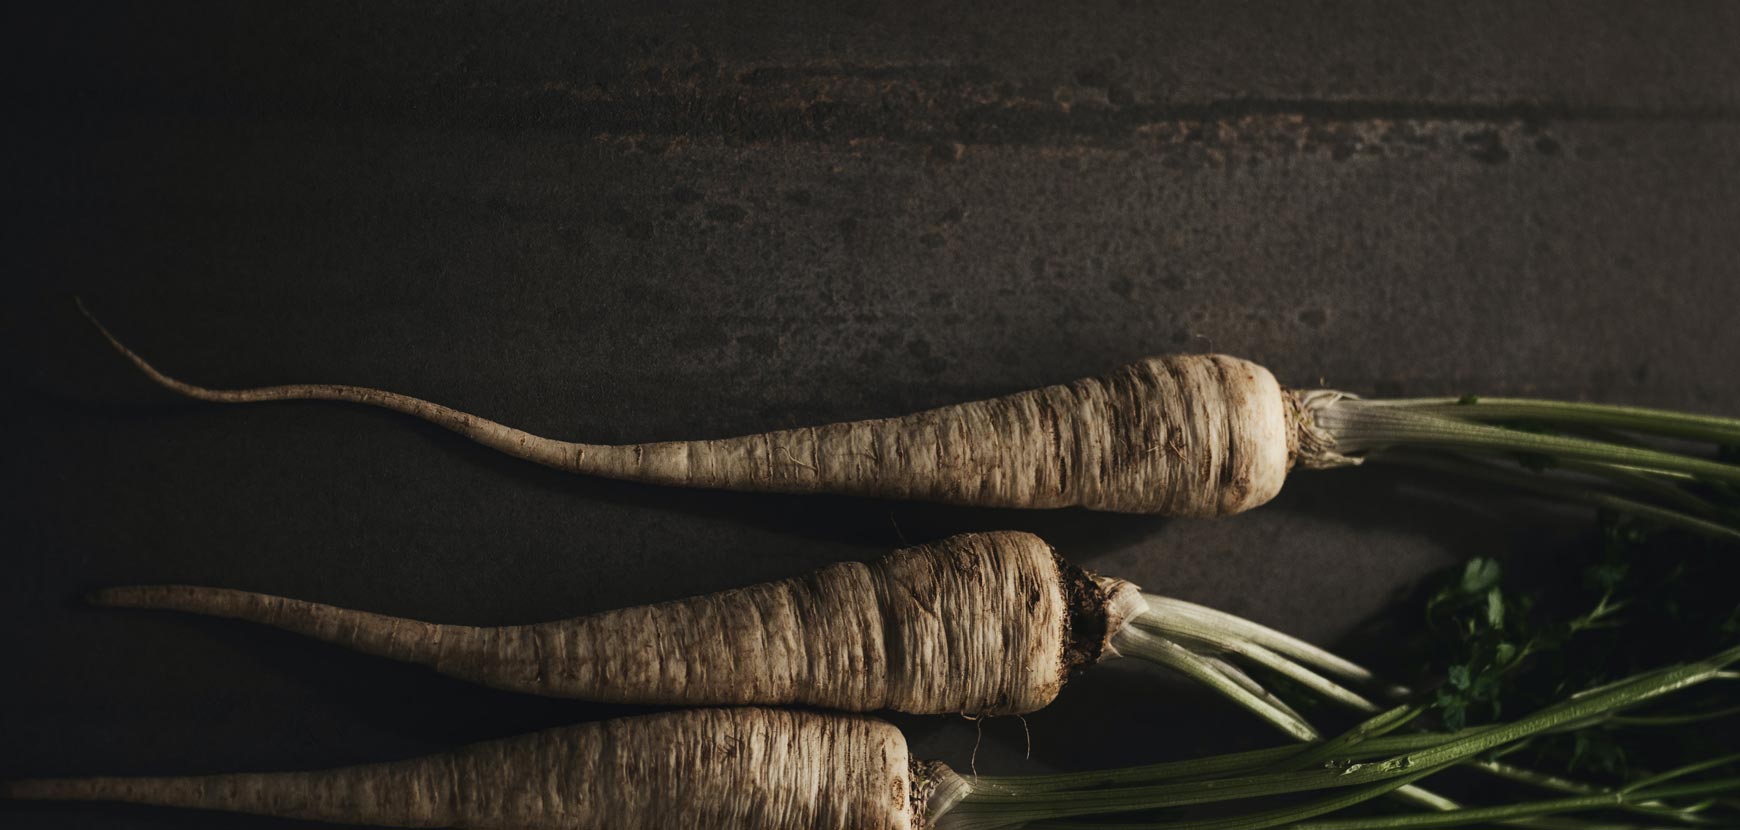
92,531 -> 1144,716
84,303 -> 1328,516
86,528 -> 1389,735
3,707 -> 932,830
86,303 -> 1740,528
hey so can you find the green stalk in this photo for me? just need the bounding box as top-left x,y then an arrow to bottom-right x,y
1113,627 -> 1320,742
1137,596 -> 1386,687
964,732 -> 1483,797
1123,603 -> 1454,814
1131,604 -> 1382,711
1019,765 -> 1452,830
1267,705 -> 1424,772
936,648 -> 1740,830
1120,587 -> 1735,829
1609,704 -> 1740,727
1473,760 -> 1720,824
1318,403 -> 1740,484
1622,754 -> 1740,794
1353,397 -> 1740,445
963,745 -> 1311,796
1553,459 -> 1733,518
1366,451 -> 1740,541
1285,778 -> 1740,830
1382,647 -> 1738,771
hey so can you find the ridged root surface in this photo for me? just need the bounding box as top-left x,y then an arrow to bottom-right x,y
577,354 -> 1297,516
90,308 -> 1297,516
93,531 -> 1144,715
3,707 -> 920,830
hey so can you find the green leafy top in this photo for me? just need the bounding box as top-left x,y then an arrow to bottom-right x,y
1416,514 -> 1739,775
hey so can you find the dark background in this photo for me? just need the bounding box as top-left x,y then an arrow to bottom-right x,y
4,2 -> 1738,827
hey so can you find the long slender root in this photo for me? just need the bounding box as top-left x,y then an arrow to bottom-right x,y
81,301 -> 1306,516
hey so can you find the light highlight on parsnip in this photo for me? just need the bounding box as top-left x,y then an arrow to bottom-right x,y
90,531 -> 1377,734
83,301 -> 1740,530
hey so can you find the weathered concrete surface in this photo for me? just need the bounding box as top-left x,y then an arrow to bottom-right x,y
3,3 -> 1738,827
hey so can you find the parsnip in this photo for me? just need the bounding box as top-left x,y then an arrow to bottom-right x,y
6,708 -> 927,830
85,303 -> 1740,529
13,647 -> 1736,830
92,531 -> 1375,736
95,532 -> 1139,716
86,306 -> 1302,517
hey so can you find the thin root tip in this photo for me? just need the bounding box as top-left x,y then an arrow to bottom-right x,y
87,586 -> 147,608
74,298 -> 135,357
1,778 -> 87,801
73,294 -> 109,336
75,299 -> 209,398
1,779 -> 42,800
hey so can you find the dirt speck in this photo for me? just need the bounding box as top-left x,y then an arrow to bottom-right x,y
1297,308 -> 1329,328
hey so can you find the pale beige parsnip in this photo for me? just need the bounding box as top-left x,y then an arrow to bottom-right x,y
4,708 -> 923,830
93,532 -> 1140,716
88,306 -> 1326,516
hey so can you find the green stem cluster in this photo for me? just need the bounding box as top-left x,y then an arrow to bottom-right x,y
1310,395 -> 1740,539
1118,595 -> 1388,742
959,395 -> 1740,829
932,647 -> 1740,830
